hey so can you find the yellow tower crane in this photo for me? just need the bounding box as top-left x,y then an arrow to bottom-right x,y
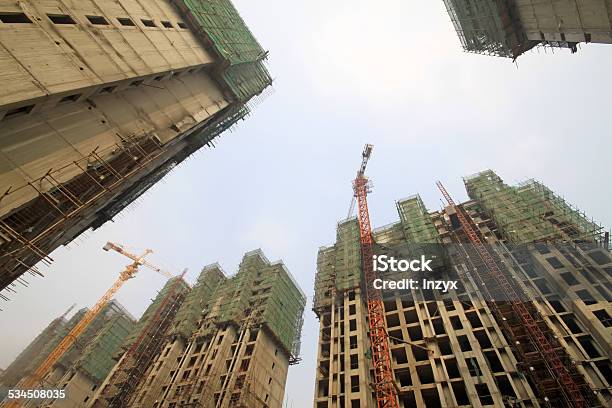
3,242 -> 174,408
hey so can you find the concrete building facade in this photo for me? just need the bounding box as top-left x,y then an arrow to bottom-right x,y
442,0 -> 612,59
0,300 -> 135,408
313,170 -> 611,407
39,302 -> 135,408
0,308 -> 70,394
88,276 -> 191,408
0,0 -> 272,296
90,250 -> 306,408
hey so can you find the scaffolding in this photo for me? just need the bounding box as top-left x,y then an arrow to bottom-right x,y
169,265 -> 226,341
438,181 -> 596,408
0,1 -> 273,299
0,135 -> 166,294
100,277 -> 189,408
442,0 -> 537,58
75,312 -> 135,384
0,308 -> 70,387
23,303 -> 124,382
0,100 -> 252,300
464,170 -> 610,247
141,250 -> 306,407
173,0 -> 272,101
314,196 -> 447,315
395,195 -> 446,269
205,250 -> 306,363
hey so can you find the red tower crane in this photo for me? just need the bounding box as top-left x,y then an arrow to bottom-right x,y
436,181 -> 586,408
352,144 -> 399,408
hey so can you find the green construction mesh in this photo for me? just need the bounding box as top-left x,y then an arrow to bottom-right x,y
180,0 -> 265,64
176,0 -> 272,100
122,278 -> 190,349
395,195 -> 446,268
197,251 -> 305,359
170,265 -> 226,339
76,314 -> 134,382
315,196 -> 446,304
464,170 -> 608,245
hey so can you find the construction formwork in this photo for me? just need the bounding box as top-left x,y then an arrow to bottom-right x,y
313,172 -> 611,408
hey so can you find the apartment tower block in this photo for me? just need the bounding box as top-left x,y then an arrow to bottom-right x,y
0,0 -> 271,297
442,0 -> 612,58
0,300 -> 135,408
313,170 -> 611,407
90,250 -> 306,408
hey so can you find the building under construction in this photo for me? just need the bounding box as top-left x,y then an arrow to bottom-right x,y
0,300 -> 135,408
89,249 -> 306,408
442,0 -> 612,59
88,275 -> 191,408
0,306 -> 75,394
313,170 -> 611,407
0,0 -> 272,298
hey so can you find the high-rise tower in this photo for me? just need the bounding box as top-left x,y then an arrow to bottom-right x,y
442,0 -> 612,59
0,300 -> 135,408
313,171 -> 611,407
0,0 -> 272,296
90,250 -> 306,408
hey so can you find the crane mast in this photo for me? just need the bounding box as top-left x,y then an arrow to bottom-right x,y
436,181 -> 587,407
352,144 -> 399,408
3,243 -> 171,408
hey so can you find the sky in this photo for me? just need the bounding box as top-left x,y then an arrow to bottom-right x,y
1,1 -> 611,407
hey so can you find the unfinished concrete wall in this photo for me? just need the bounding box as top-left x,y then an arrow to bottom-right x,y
313,174 -> 611,407
0,0 -> 272,296
516,0 -> 612,44
0,70 -> 229,219
443,0 -> 612,58
0,315 -> 67,389
0,0 -> 217,109
126,250 -> 305,408
45,371 -> 97,408
125,265 -> 226,408
87,277 -> 190,408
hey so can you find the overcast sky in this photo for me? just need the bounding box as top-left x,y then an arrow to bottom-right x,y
1,1 -> 611,407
